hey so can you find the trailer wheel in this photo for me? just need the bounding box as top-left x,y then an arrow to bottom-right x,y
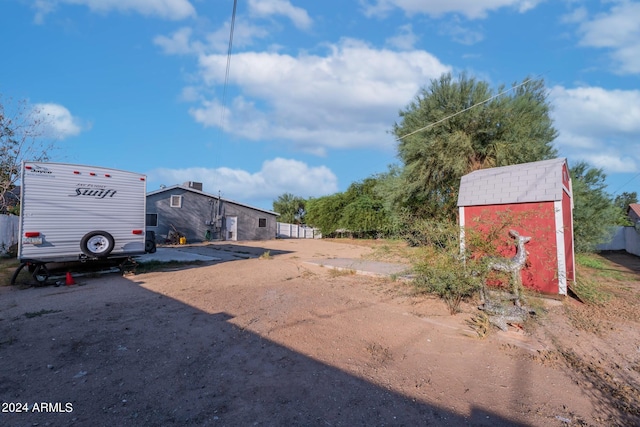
31,263 -> 50,286
80,231 -> 115,258
145,239 -> 157,254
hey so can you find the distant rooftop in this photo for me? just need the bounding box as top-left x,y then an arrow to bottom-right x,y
146,184 -> 279,216
628,203 -> 640,222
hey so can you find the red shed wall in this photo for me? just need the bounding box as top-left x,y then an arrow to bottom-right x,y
463,202 -> 560,294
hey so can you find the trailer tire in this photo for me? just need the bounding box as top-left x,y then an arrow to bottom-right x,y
145,239 -> 157,254
80,231 -> 115,258
32,263 -> 50,286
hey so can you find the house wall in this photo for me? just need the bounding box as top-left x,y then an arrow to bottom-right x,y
224,202 -> 276,241
146,189 -> 276,243
462,201 -> 561,294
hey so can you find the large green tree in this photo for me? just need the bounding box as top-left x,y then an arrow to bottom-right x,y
305,192 -> 347,236
390,73 -> 558,220
570,162 -> 619,253
272,193 -> 306,224
306,177 -> 393,237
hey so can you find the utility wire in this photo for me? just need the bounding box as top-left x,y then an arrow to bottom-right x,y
609,172 -> 640,194
220,0 -> 238,131
396,74 -> 544,142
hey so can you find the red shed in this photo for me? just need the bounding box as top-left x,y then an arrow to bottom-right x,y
457,158 -> 575,296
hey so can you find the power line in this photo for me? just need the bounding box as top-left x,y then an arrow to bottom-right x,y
220,0 -> 238,131
396,74 -> 545,142
610,172 -> 640,194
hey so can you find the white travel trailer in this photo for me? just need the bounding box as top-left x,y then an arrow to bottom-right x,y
14,162 -> 150,285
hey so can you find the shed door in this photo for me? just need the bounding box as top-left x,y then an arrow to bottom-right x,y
226,216 -> 237,241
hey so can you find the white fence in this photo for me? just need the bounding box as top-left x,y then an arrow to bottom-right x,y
276,222 -> 321,239
597,226 -> 640,257
0,214 -> 19,256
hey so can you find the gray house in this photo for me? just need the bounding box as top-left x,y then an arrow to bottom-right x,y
146,182 -> 278,243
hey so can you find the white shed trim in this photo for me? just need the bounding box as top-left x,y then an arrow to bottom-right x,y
554,200 -> 567,296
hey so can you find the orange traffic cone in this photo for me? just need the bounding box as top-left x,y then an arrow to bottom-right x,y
65,272 -> 75,286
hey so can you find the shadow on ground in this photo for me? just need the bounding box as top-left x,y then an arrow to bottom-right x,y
0,276 -> 525,426
598,250 -> 640,276
7,243 -> 295,288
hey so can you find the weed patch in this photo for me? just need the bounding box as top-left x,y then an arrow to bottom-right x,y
0,257 -> 20,286
466,312 -> 490,338
571,274 -> 612,305
328,268 -> 356,277
24,309 -> 62,319
365,342 -> 393,365
576,253 -> 627,281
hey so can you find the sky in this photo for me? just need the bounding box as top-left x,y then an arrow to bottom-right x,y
2,0 -> 639,211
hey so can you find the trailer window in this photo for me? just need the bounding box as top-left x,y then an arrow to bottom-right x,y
170,195 -> 182,208
258,218 -> 266,227
146,214 -> 158,227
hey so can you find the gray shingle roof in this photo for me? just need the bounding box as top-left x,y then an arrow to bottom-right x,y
457,158 -> 568,207
146,184 -> 279,216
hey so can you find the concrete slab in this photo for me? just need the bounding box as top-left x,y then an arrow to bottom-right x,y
135,247 -> 222,263
305,258 -> 412,279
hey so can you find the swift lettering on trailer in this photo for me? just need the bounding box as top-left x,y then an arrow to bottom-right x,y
69,187 -> 117,199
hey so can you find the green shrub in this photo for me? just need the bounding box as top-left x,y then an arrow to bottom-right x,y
571,275 -> 612,305
413,248 -> 483,314
410,219 -> 485,315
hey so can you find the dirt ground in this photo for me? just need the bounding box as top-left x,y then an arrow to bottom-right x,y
0,239 -> 639,426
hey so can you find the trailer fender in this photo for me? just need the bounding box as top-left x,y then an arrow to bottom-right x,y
80,231 -> 115,258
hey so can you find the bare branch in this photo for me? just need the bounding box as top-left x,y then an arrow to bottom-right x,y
0,95 -> 55,214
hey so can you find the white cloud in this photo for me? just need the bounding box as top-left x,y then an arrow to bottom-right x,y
188,38 -> 450,153
361,0 -> 542,20
550,85 -> 640,173
248,0 -> 312,30
146,158 -> 338,205
385,24 -> 418,50
560,6 -> 587,25
439,17 -> 484,45
154,27 -> 196,55
33,103 -> 84,139
580,153 -> 637,174
154,20 -> 271,56
33,0 -> 196,22
574,1 -> 640,74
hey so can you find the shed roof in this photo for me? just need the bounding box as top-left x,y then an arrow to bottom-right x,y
457,158 -> 568,207
628,203 -> 640,222
147,184 -> 279,216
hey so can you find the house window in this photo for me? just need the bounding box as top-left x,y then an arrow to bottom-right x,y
146,213 -> 158,227
170,195 -> 182,208
258,218 -> 267,228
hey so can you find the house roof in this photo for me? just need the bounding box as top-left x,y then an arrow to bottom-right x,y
457,158 -> 569,207
146,184 -> 279,216
628,203 -> 640,221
